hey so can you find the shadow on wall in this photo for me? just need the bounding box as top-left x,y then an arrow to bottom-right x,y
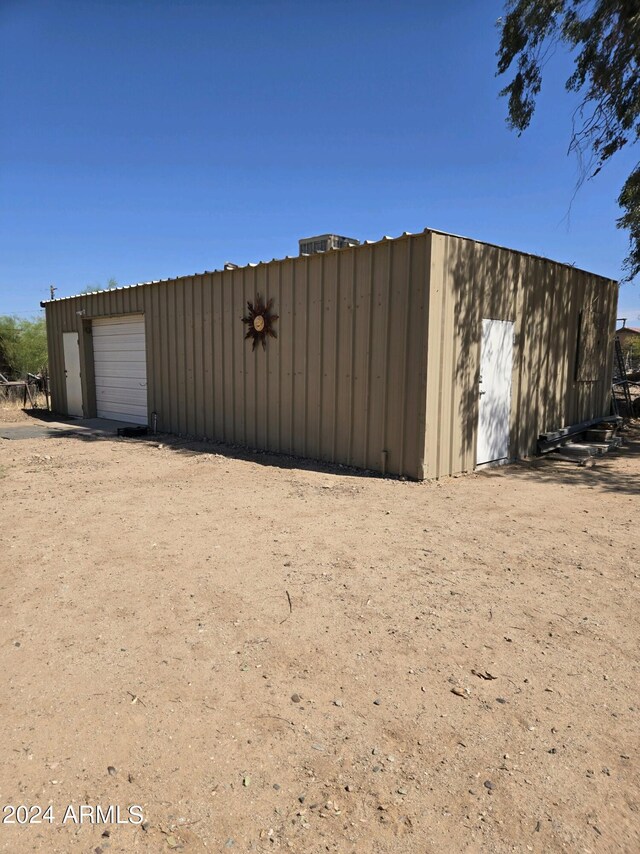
449,238 -> 612,470
451,241 -> 478,470
448,239 -> 526,469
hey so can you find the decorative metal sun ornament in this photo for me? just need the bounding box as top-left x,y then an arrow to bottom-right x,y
241,294 -> 279,351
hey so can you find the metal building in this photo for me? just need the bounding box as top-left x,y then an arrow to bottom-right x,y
42,229 -> 617,479
298,234 -> 360,255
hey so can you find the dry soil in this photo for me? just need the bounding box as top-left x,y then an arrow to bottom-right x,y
0,410 -> 638,853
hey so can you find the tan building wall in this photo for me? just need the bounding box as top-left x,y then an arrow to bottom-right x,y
424,231 -> 617,478
44,229 -> 617,480
45,234 -> 431,479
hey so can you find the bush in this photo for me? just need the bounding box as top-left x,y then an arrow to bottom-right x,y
0,316 -> 48,378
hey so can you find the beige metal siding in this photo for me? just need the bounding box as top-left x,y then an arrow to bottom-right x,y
45,229 -> 616,481
45,234 -> 432,479
424,232 -> 617,478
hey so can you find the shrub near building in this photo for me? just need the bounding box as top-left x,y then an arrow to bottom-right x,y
0,316 -> 48,378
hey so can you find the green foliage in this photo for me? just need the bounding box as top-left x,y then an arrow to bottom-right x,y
78,277 -> 118,295
0,316 -> 19,376
617,165 -> 640,281
625,334 -> 640,359
497,0 -> 640,282
0,316 -> 48,377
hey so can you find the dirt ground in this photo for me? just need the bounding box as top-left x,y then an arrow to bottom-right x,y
0,408 -> 638,854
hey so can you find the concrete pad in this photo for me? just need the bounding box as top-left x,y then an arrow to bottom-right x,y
0,417 -> 144,441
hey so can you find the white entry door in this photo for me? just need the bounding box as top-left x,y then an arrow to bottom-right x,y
62,331 -> 83,417
92,315 -> 148,424
477,319 -> 514,465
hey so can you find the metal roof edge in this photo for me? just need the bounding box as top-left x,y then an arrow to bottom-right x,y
426,227 -> 618,284
39,226 -> 617,305
40,234 -> 416,304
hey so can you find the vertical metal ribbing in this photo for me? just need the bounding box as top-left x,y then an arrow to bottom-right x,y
190,278 -> 198,434
172,283 -> 179,432
277,262 -> 282,451
251,268 -> 258,446
347,254 -> 356,465
362,248 -> 374,470
230,273 -> 236,443
399,238 -> 412,477
220,275 -> 227,441
303,258 -> 310,457
380,240 -> 393,471
436,239 -> 449,478
178,282 -> 186,434
254,268 -> 259,448
242,268 -> 248,444
318,253 -> 324,459
290,262 -> 295,455
264,266 -> 269,450
199,278 -> 205,437
331,252 -> 340,463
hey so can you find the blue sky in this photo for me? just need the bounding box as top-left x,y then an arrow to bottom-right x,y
1,0 -> 638,323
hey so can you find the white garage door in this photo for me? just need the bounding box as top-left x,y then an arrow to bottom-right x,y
93,315 -> 148,424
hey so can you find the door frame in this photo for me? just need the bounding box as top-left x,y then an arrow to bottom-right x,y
62,331 -> 83,417
476,318 -> 514,467
92,314 -> 148,424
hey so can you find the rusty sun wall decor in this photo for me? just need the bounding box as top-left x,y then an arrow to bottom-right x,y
241,294 -> 279,350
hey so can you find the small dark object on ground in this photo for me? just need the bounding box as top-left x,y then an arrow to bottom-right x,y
117,426 -> 149,438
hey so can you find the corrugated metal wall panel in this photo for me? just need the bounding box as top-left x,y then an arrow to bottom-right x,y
351,246 -> 373,470
175,281 -> 187,435
306,256 -> 321,460
371,238 -> 389,470
267,262 -> 282,451
384,240 -> 406,473
279,261 -> 293,454
254,266 -> 269,450
242,268 -> 254,449
424,234 -> 445,478
320,252 -> 337,462
45,230 -> 614,480
183,278 -> 195,435
201,274 -> 213,440
424,233 -> 617,478
211,273 -> 225,441
406,233 -> 430,481
148,282 -> 161,429
45,233 -> 432,478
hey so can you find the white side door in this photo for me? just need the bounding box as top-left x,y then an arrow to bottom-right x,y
477,319 -> 514,465
62,332 -> 83,417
